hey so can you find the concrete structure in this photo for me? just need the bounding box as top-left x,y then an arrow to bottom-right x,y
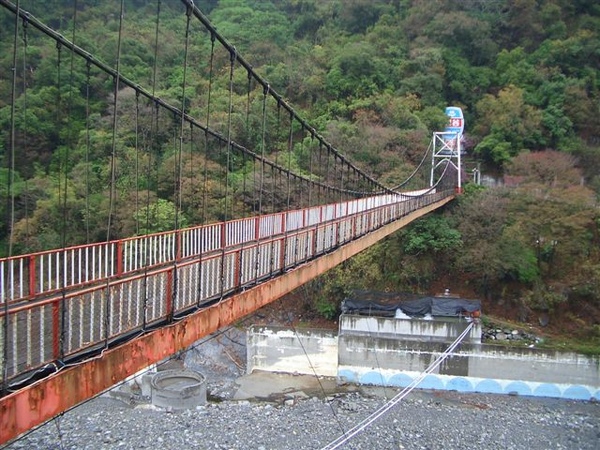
150,369 -> 207,410
338,314 -> 599,401
340,314 -> 481,344
247,325 -> 338,377
247,316 -> 600,401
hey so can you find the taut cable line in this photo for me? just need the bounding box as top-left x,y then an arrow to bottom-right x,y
224,48 -> 236,222
134,90 -> 141,236
20,11 -> 31,251
202,32 -> 216,225
84,60 -> 92,242
55,34 -> 67,363
179,0 -> 390,195
103,0 -> 125,350
258,84 -> 269,215
176,3 -> 192,234
2,0 -> 20,395
63,0 -> 78,246
163,3 -> 195,321
140,0 -> 162,329
286,111 -> 294,211
321,321 -> 475,450
0,0 -> 399,201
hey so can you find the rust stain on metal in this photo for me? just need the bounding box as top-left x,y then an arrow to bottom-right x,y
27,384 -> 43,411
0,196 -> 452,445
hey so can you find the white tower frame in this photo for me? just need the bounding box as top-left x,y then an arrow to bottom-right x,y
430,132 -> 462,192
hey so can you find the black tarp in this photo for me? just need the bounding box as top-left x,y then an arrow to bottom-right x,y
341,290 -> 481,317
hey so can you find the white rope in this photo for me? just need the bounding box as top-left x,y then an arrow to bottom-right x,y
321,320 -> 475,450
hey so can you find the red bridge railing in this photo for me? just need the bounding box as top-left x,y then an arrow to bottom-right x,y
1,189 -> 451,389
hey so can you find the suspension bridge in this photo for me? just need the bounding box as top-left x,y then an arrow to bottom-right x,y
0,1 -> 461,444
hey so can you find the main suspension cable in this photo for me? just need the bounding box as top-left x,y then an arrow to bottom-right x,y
1,1 -> 380,204
180,0 -> 390,195
390,140 -> 434,192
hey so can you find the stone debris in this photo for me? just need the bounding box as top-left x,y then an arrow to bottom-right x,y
482,325 -> 542,345
4,322 -> 598,450
5,389 -> 598,450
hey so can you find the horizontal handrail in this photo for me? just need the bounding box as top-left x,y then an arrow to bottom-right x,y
0,191 -> 431,305
1,189 -> 453,389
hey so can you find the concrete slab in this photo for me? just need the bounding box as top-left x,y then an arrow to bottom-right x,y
233,371 -> 344,401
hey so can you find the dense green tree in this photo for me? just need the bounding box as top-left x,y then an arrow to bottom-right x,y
473,85 -> 543,164
1,1 -> 599,341
134,198 -> 189,235
505,150 -> 580,187
443,51 -> 493,108
337,0 -> 395,34
402,215 -> 461,255
425,11 -> 498,65
504,152 -> 597,280
208,0 -> 293,53
495,47 -> 540,90
325,40 -> 391,100
452,188 -> 514,292
396,45 -> 446,106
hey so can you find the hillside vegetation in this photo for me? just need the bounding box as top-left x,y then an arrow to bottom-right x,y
0,1 -> 599,347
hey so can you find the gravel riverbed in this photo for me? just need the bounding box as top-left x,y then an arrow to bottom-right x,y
4,387 -> 599,450
3,324 -> 600,450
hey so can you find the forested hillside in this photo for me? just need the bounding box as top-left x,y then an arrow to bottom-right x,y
1,1 -> 599,347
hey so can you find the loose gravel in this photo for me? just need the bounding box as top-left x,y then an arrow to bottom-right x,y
4,388 -> 599,450
3,323 -> 599,450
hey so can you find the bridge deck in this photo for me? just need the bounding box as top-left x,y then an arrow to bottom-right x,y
0,194 -> 454,444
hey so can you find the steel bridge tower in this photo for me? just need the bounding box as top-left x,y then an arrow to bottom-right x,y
430,132 -> 462,193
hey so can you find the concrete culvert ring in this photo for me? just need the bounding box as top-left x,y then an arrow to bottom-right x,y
151,369 -> 207,410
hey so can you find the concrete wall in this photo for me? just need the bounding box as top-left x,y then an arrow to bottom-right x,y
340,314 -> 481,344
246,317 -> 600,401
247,326 -> 338,377
338,315 -> 600,401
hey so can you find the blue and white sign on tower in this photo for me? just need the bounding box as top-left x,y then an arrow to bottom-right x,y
431,106 -> 465,191
444,106 -> 464,138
